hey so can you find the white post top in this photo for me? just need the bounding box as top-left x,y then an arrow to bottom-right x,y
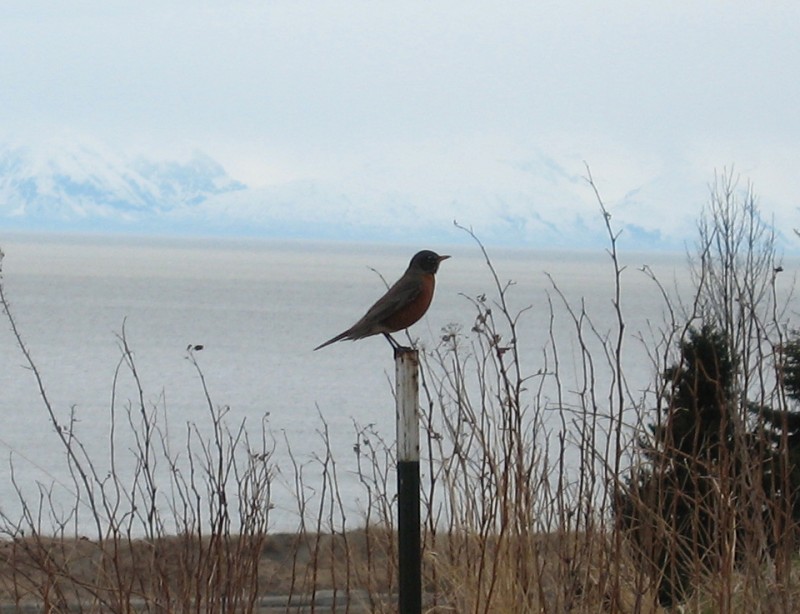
395,348 -> 420,463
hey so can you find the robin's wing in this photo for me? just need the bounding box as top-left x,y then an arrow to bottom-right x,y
348,274 -> 421,337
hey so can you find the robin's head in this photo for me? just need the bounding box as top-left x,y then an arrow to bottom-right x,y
410,250 -> 450,274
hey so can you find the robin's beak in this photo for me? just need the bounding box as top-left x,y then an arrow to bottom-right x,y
438,255 -> 451,262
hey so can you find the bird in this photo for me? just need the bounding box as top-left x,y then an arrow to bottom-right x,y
314,250 -> 450,351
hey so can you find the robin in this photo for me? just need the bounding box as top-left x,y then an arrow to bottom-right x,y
314,250 -> 450,351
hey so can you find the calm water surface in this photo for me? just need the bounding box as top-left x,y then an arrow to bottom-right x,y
0,235 -> 689,533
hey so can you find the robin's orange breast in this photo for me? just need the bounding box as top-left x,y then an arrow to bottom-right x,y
381,273 -> 436,332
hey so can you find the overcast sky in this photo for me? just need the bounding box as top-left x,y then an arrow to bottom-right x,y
2,1 -> 799,248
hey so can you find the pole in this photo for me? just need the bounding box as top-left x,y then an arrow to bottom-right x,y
395,347 -> 421,614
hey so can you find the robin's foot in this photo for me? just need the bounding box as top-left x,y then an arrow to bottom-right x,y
384,333 -> 414,352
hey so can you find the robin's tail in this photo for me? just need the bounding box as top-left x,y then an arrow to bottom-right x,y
314,330 -> 352,351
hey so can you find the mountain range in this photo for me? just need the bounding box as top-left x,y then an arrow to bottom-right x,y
0,142 -> 245,231
0,140 -> 688,249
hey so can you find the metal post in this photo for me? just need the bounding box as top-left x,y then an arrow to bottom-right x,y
395,347 -> 421,614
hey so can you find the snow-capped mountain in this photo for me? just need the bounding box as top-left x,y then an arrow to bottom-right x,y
0,138 -> 706,250
0,140 -> 245,227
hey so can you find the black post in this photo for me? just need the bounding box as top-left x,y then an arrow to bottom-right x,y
395,347 -> 421,614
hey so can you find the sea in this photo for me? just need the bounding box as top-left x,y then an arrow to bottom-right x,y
0,234 -> 693,535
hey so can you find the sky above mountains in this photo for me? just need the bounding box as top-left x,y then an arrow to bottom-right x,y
2,1 -> 799,250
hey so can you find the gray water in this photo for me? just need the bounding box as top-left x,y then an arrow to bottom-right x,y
0,234 -> 689,534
